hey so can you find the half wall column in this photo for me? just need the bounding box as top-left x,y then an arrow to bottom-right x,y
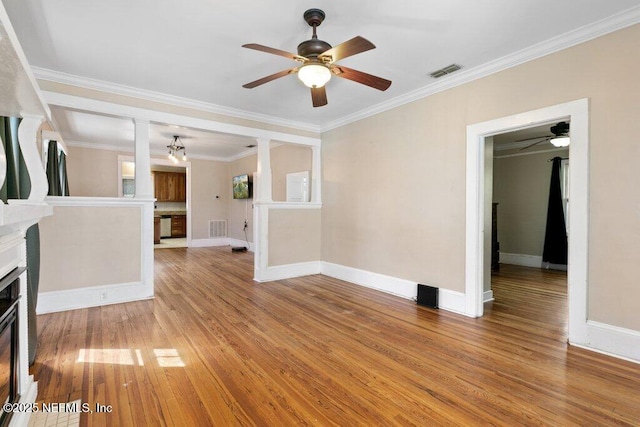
311,145 -> 322,203
133,118 -> 154,297
254,138 -> 272,281
255,138 -> 272,203
133,119 -> 153,199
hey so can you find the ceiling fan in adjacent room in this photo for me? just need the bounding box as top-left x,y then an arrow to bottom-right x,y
241,8 -> 392,107
518,121 -> 571,150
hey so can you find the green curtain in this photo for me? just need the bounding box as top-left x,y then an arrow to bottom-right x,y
0,116 -> 31,201
1,116 -> 40,365
59,151 -> 70,196
46,140 -> 62,196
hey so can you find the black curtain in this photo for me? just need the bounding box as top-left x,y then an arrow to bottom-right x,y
542,157 -> 568,265
0,116 -> 40,364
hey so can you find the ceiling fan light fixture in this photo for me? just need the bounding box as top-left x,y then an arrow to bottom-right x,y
298,63 -> 331,88
550,135 -> 570,147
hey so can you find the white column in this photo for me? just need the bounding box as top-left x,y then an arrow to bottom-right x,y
256,138 -> 272,202
253,138 -> 272,281
133,119 -> 154,297
134,119 -> 153,199
18,115 -> 48,202
311,145 -> 322,203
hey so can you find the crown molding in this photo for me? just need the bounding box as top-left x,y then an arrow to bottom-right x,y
320,5 -> 640,132
32,6 -> 640,135
65,139 -> 234,162
32,67 -> 322,134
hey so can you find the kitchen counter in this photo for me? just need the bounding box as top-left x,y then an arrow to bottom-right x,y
154,210 -> 187,217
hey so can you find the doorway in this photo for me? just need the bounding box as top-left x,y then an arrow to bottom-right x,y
465,99 -> 589,347
118,155 -> 192,249
487,123 -> 570,334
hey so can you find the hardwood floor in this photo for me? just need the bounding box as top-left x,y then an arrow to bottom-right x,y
31,249 -> 640,426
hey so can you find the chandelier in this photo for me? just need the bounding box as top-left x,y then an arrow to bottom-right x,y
167,135 -> 187,162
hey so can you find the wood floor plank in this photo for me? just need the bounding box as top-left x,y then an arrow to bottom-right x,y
29,249 -> 640,426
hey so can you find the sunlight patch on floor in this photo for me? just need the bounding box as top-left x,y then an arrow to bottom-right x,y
77,348 -> 184,367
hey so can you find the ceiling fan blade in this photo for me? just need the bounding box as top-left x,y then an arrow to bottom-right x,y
242,68 -> 299,89
319,36 -> 376,63
242,43 -> 307,62
514,135 -> 553,143
520,138 -> 550,151
332,65 -> 392,91
311,86 -> 328,107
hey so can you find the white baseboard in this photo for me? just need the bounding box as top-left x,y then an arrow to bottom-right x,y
500,252 -> 543,268
320,262 -> 466,314
228,238 -> 255,252
10,375 -> 37,427
484,290 -> 494,302
256,261 -> 321,282
37,281 -> 153,314
571,321 -> 640,364
500,252 -> 568,271
190,237 -> 230,248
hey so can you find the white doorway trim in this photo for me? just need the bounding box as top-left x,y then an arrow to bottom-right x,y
118,155 -> 193,247
465,98 -> 589,346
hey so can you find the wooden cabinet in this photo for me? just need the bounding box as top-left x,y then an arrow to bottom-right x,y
154,172 -> 186,202
154,217 -> 161,244
171,215 -> 187,237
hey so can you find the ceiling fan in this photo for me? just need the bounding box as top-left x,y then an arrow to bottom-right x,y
241,8 -> 392,107
518,121 -> 571,150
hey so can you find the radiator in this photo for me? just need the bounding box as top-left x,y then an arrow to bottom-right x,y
209,220 -> 227,238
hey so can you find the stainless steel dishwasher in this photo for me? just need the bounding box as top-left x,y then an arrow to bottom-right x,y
160,215 -> 172,238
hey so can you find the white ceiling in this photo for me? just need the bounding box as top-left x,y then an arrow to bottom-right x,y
4,0 -> 640,159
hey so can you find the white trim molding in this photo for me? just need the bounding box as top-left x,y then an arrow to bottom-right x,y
499,253 -> 543,268
255,261 -> 321,283
578,321 -> 640,364
228,238 -> 255,252
321,6 -> 640,132
33,67 -> 321,134
191,238 -> 232,248
37,281 -> 154,314
466,99 -> 595,351
320,262 -> 466,315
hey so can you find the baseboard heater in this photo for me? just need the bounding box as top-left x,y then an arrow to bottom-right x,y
417,284 -> 438,309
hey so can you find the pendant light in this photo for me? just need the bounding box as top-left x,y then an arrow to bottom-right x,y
167,135 -> 187,163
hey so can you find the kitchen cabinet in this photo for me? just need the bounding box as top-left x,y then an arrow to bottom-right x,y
154,217 -> 161,244
171,215 -> 187,237
154,172 -> 186,202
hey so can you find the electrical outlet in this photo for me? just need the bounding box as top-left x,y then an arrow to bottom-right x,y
100,292 -> 107,301
243,220 -> 248,230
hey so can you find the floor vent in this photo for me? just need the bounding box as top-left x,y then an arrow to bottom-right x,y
209,220 -> 227,238
417,284 -> 439,309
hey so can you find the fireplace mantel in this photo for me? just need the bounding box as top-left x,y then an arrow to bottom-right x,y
1,3 -> 58,426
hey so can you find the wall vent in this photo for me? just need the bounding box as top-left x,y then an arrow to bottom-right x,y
429,64 -> 462,79
209,220 -> 227,238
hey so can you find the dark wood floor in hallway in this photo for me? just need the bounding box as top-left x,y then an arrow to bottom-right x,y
31,248 -> 640,426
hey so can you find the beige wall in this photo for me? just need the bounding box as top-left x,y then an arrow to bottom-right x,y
66,146 -> 231,241
268,209 -> 321,266
270,144 -> 313,202
66,145 -> 127,197
493,149 -> 569,257
321,24 -> 640,331
39,205 -> 141,291
229,154 -> 257,242
189,158 -> 229,240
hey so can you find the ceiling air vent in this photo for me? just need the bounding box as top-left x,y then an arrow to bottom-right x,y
429,64 -> 462,79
